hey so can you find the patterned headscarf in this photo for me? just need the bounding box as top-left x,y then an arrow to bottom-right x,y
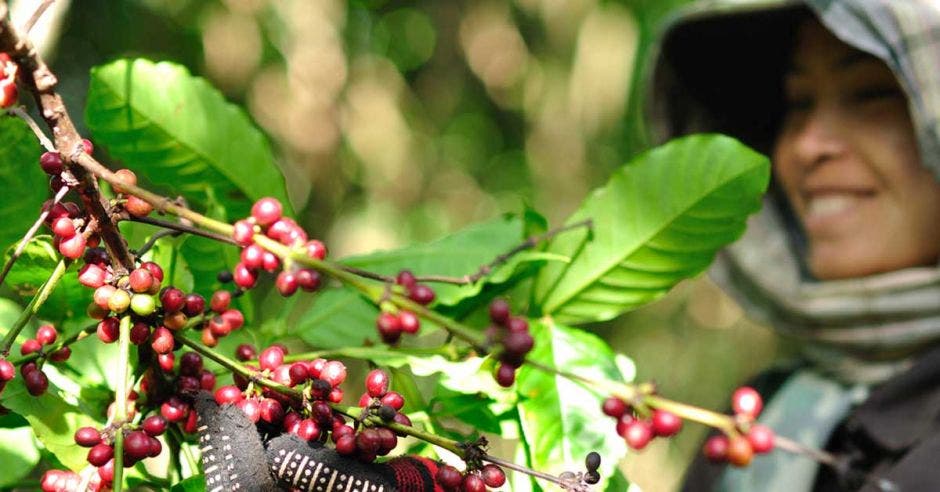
647,0 -> 940,385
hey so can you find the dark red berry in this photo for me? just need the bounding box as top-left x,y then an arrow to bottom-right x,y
462,474 -> 486,492
395,270 -> 417,289
747,424 -> 775,454
288,363 -> 309,386
356,429 -> 380,454
124,431 -> 151,460
240,244 -> 265,270
97,317 -> 120,343
335,434 -> 356,455
495,363 -> 516,387
376,312 -> 402,342
214,385 -> 244,405
651,409 -> 683,437
220,309 -> 244,330
48,346 -> 71,362
182,294 -> 206,317
36,325 -> 57,345
380,391 -> 405,411
160,287 -> 185,313
507,317 -> 529,332
297,268 -> 321,291
489,299 -> 511,325
140,261 -> 164,283
208,315 -> 232,337
81,139 -> 94,155
408,284 -> 435,305
179,351 -> 203,376
703,435 -> 729,462
365,369 -> 389,398
602,397 -> 627,418
235,343 -> 256,361
482,464 -> 506,487
295,418 -> 320,441
39,152 -> 63,175
129,322 -> 151,345
74,427 -> 102,447
261,251 -> 280,272
199,369 -> 216,391
87,443 -> 113,467
157,352 -> 175,372
260,398 -> 285,425
436,466 -> 462,489
142,415 -> 167,437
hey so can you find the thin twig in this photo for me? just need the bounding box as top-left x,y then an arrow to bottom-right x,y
6,106 -> 54,151
132,229 -> 181,258
22,0 -> 55,35
128,215 -> 238,247
774,435 -> 838,466
0,184 -> 67,287
339,219 -> 593,286
10,322 -> 96,366
0,257 -> 68,357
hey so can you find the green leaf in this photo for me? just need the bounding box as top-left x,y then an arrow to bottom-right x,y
85,58 -> 291,219
2,377 -> 101,471
291,288 -> 379,349
0,425 -> 41,487
170,476 -> 205,491
532,134 -> 769,323
342,215 -> 548,306
0,117 -> 47,252
3,237 -> 87,322
604,469 -> 634,492
515,319 -> 627,489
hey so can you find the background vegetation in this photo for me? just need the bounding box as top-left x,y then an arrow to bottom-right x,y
4,0 -> 784,490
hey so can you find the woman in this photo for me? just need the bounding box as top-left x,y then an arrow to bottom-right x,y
647,0 -> 940,490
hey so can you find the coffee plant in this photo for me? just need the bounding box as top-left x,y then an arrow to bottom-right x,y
0,4 -> 824,491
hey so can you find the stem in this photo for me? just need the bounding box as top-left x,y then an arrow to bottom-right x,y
112,316 -> 132,492
128,215 -> 238,247
6,106 -> 54,151
10,322 -> 96,366
0,7 -> 136,272
0,257 -> 68,357
0,184 -> 68,288
22,0 -> 55,34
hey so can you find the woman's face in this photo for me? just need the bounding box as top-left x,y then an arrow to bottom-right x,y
773,19 -> 940,280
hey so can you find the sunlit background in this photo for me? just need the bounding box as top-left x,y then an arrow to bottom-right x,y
11,0 -> 785,489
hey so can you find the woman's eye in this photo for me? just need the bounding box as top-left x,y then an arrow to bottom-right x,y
850,87 -> 903,103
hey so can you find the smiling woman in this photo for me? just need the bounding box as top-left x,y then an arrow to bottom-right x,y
648,0 -> 940,490
773,19 -> 940,280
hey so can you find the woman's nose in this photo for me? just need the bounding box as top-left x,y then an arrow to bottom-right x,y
789,104 -> 848,168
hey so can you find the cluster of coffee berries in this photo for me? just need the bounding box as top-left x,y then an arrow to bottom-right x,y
43,198 -> 94,260
198,289 -> 246,347
14,324 -> 71,396
229,197 -> 326,296
111,168 -> 154,217
435,463 -> 506,491
139,351 -> 216,428
339,368 -> 413,461
42,138 -> 96,206
484,299 -> 533,387
702,386 -> 775,467
0,53 -> 17,108
602,396 -> 683,450
374,270 -> 434,344
65,413 -> 167,490
40,469 -> 104,492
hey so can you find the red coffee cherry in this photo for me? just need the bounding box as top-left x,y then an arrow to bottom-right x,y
79,264 -> 107,288
214,385 -> 244,405
128,268 -> 154,293
482,464 -> 507,487
124,431 -> 152,460
251,197 -> 283,227
747,424 -> 775,454
36,325 -> 57,345
0,359 -> 14,381
319,360 -> 347,387
624,419 -> 653,450
462,474 -> 486,492
125,195 -> 154,217
731,386 -> 763,420
365,369 -> 390,398
210,290 -> 231,313
436,465 -> 462,489
602,397 -> 627,418
651,409 -> 683,437
87,443 -> 114,467
74,426 -> 102,447
182,293 -> 206,317
58,234 -> 86,260
398,310 -> 420,334
495,363 -> 516,387
489,299 -> 511,325
142,415 -> 167,437
51,217 -> 76,239
39,152 -> 63,175
232,219 -> 255,246
258,346 -> 285,371
703,435 -> 729,462
20,338 -> 41,356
